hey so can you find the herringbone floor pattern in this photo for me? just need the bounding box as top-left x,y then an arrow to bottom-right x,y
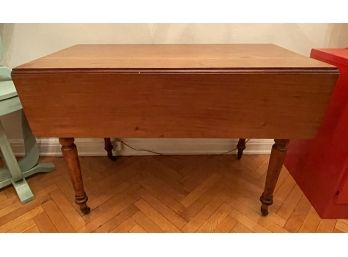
1,155 -> 347,232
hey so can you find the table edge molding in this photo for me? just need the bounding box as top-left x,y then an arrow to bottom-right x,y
12,67 -> 339,75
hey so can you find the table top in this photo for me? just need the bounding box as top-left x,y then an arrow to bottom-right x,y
15,44 -> 335,72
12,44 -> 338,139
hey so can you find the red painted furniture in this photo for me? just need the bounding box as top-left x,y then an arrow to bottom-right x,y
285,48 -> 348,218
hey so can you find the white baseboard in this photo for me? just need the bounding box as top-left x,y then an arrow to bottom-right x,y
9,138 -> 273,156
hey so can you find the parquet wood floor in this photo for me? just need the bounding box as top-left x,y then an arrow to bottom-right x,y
1,155 -> 347,233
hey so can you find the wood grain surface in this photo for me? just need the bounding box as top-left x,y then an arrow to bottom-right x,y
12,72 -> 337,138
15,44 -> 335,70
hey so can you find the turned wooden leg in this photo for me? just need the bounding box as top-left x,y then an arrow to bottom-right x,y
237,138 -> 246,160
59,138 -> 90,215
104,138 -> 117,161
260,139 -> 289,216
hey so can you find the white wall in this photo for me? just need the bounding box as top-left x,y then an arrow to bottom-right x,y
1,24 -> 348,155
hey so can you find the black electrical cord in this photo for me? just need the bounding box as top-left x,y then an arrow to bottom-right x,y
120,140 -> 164,155
119,139 -> 250,156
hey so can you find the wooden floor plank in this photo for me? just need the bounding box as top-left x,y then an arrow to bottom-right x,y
181,173 -> 221,208
49,189 -> 86,231
0,206 -> 43,232
0,198 -> 22,219
42,200 -> 75,232
34,211 -> 58,232
298,208 -> 321,232
228,209 -> 271,232
79,188 -> 140,232
196,203 -> 231,232
1,155 -> 347,233
139,188 -> 187,229
0,191 -> 8,203
0,184 -> 56,227
132,211 -> 163,232
213,214 -> 238,232
94,205 -> 138,232
179,184 -> 227,222
232,222 -> 253,232
276,185 -> 303,220
335,220 -> 348,232
181,194 -> 227,232
317,219 -> 337,233
23,225 -> 40,233
284,195 -> 312,232
112,218 -> 137,232
5,218 -> 36,232
129,224 -> 146,233
134,199 -> 180,232
139,178 -> 185,214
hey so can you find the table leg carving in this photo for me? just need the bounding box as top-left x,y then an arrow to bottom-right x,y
104,137 -> 117,161
59,138 -> 90,215
260,139 -> 289,216
237,138 -> 246,160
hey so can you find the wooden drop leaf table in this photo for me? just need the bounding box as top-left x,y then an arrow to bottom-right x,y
12,44 -> 338,216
